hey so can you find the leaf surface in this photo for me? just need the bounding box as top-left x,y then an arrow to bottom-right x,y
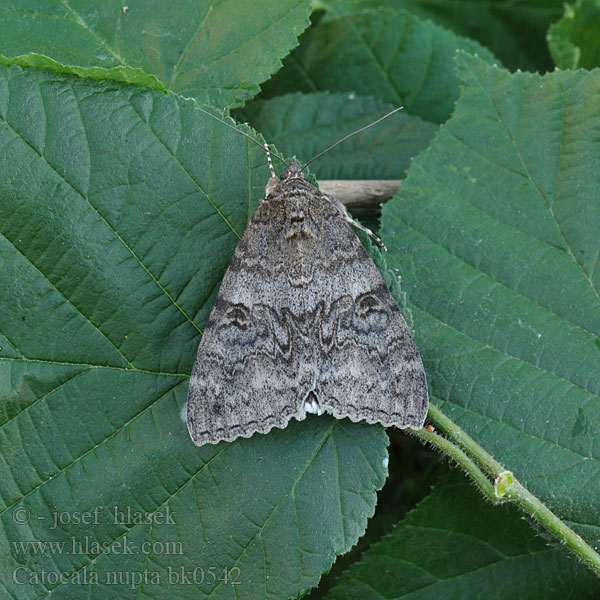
0,65 -> 388,599
316,0 -> 563,72
548,0 -> 600,69
326,473 -> 600,599
0,0 -> 312,107
235,91 -> 437,179
381,53 -> 600,554
261,8 -> 498,124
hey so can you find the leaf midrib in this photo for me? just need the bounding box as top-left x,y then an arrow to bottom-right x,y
350,542 -> 570,599
170,4 -> 295,90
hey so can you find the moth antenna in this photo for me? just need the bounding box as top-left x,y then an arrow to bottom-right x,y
302,106 -> 404,171
196,106 -> 289,170
265,143 -> 276,178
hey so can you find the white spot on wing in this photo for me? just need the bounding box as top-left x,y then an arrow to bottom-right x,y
304,398 -> 324,415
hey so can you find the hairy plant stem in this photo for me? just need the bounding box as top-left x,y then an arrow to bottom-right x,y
412,403 -> 600,577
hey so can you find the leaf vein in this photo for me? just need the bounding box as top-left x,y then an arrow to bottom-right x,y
0,231 -> 133,367
349,18 -> 403,103
59,0 -> 127,66
205,421 -> 339,599
466,62 -> 600,304
0,367 -> 89,432
169,4 -> 214,88
0,379 -> 184,518
0,355 -> 188,377
434,394 -> 598,464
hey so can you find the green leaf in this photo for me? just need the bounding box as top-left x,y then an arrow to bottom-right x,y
0,52 -> 165,90
0,65 -> 388,599
547,0 -> 600,69
381,52 -> 600,554
261,8 -> 498,124
315,0 -> 564,72
0,0 -> 313,107
325,473 -> 600,599
235,92 -> 437,179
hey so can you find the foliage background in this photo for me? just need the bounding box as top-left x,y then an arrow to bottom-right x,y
0,1 -> 599,599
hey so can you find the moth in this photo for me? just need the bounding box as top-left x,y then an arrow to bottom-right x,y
187,108 -> 428,445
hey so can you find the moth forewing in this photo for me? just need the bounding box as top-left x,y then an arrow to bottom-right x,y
187,155 -> 428,446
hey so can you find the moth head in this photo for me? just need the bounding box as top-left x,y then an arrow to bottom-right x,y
265,158 -> 306,197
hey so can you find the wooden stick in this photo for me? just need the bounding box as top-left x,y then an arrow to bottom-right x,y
318,180 -> 402,208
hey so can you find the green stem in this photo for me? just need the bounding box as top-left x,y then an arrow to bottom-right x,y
417,402 -> 600,578
412,427 -> 496,501
508,481 -> 600,576
428,403 -> 505,476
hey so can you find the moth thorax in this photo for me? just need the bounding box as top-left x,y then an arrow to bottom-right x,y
265,159 -> 306,198
286,201 -> 311,240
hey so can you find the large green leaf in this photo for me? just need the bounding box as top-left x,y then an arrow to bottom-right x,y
0,64 -> 388,599
261,8 -> 497,124
0,0 -> 312,107
235,92 -> 437,179
547,0 -> 600,69
325,473 -> 600,599
316,0 -> 563,72
382,52 -> 600,556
